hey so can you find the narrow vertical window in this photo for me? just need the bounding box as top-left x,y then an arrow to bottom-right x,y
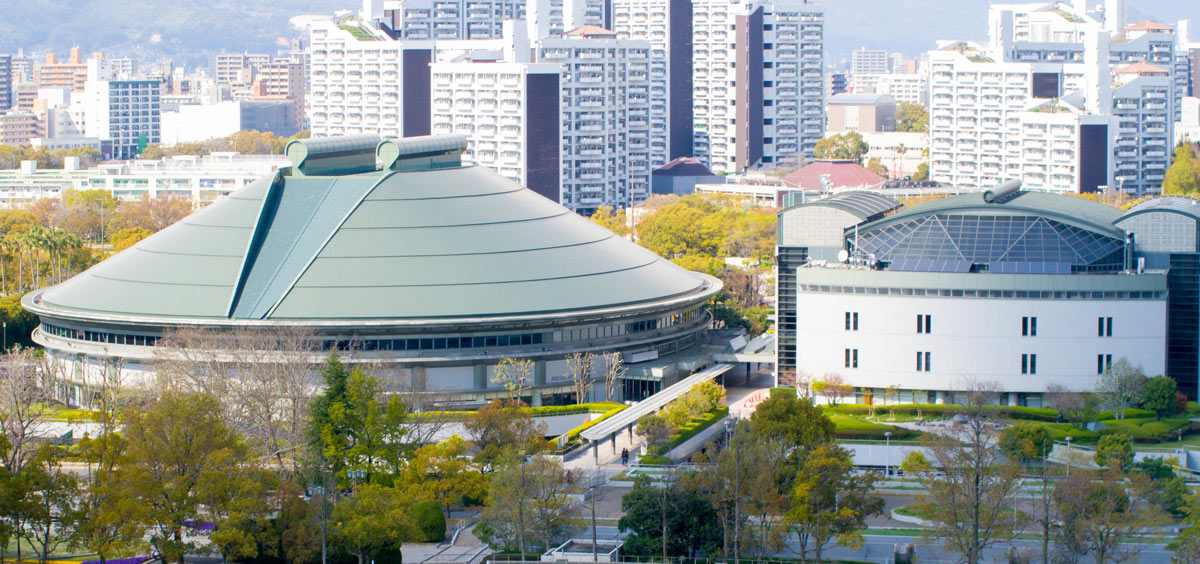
853,312 -> 859,331
924,351 -> 932,371
917,314 -> 924,334
1021,354 -> 1029,374
925,314 -> 932,334
1029,353 -> 1036,374
1106,317 -> 1113,337
852,349 -> 859,368
1030,317 -> 1037,336
916,351 -> 923,371
845,348 -> 851,368
1022,317 -> 1029,336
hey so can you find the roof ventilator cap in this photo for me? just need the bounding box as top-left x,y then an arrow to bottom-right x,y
377,135 -> 468,172
983,179 -> 1022,203
285,134 -> 381,176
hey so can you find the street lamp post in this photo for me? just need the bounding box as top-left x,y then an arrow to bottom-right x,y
884,431 -> 892,478
1065,436 -> 1073,477
306,483 -> 328,564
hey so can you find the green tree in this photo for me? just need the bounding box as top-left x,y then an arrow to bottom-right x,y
813,132 -> 870,163
896,102 -> 930,133
750,391 -> 835,455
635,196 -> 723,259
999,422 -> 1051,463
16,446 -> 80,563
787,444 -> 884,563
1142,375 -> 1177,418
464,399 -> 548,472
73,422 -> 142,564
118,393 -> 254,564
413,500 -> 447,542
60,189 -> 118,241
198,451 -> 277,562
477,454 -> 577,554
1163,143 -> 1200,196
1094,433 -> 1133,470
1054,468 -> 1168,564
139,144 -> 166,160
618,474 -> 722,559
110,226 -> 153,253
1134,457 -> 1189,517
309,356 -> 408,485
331,484 -> 414,564
910,161 -> 930,181
866,157 -> 888,176
590,205 -> 629,236
402,436 -> 486,515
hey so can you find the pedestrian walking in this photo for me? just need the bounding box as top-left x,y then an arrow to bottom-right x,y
621,447 -> 629,465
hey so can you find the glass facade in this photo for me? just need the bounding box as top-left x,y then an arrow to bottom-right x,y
1168,253 -> 1199,399
853,214 -> 1124,272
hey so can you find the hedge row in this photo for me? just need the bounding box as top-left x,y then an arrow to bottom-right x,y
563,405 -> 629,442
654,406 -> 730,455
410,401 -> 626,422
830,414 -> 912,440
826,403 -> 1061,422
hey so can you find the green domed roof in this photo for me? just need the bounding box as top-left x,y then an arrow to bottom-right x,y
29,138 -> 716,322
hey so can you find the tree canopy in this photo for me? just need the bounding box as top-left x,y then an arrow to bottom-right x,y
813,132 -> 870,163
896,102 -> 929,133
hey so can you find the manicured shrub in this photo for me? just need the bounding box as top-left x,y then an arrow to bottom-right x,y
413,500 -> 446,543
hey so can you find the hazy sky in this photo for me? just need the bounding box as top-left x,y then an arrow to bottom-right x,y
825,0 -> 1200,65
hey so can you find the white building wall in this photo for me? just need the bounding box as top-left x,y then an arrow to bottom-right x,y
308,21 -> 432,138
795,292 -> 1166,395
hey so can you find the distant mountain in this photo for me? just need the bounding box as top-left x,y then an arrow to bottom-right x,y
0,0 -> 348,66
2,0 -> 1198,70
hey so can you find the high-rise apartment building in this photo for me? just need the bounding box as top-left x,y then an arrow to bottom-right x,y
851,47 -> 888,75
0,111 -> 37,145
84,61 -> 161,160
540,26 -> 652,210
34,48 -> 88,92
429,22 -> 652,212
691,0 -> 825,173
307,20 -> 436,139
431,60 -> 562,202
0,55 -> 11,111
611,0 -> 692,162
211,53 -> 273,86
927,0 -> 1177,196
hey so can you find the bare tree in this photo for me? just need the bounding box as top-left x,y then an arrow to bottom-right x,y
0,346 -> 49,473
492,358 -> 534,403
600,351 -> 626,402
814,373 -> 851,406
1094,358 -> 1146,420
794,370 -> 813,401
377,362 -> 462,447
566,352 -> 595,404
155,326 -> 321,471
905,379 -> 1022,564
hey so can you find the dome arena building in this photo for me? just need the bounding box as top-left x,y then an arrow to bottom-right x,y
776,182 -> 1197,406
24,135 -> 722,407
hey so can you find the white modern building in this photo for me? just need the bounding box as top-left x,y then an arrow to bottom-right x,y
692,0 -> 825,173
777,184 -> 1178,404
